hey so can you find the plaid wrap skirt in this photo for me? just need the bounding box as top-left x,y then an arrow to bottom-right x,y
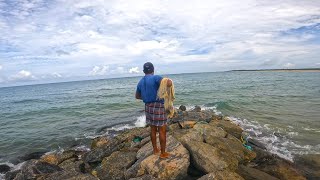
145,102 -> 167,126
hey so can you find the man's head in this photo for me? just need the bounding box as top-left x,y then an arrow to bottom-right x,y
143,62 -> 154,74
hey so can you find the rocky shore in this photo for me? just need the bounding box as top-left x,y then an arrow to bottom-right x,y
2,106 -> 319,180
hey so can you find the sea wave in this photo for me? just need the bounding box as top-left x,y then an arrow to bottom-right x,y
227,115 -> 318,161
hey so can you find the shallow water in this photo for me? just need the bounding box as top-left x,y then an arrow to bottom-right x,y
0,71 -> 319,164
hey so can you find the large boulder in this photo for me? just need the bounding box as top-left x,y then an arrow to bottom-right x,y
0,164 -> 11,174
83,137 -> 125,164
12,160 -> 62,180
184,141 -> 238,173
236,165 -> 279,180
41,150 -> 81,166
91,136 -> 110,149
294,154 -> 320,180
256,158 -> 306,180
172,128 -> 204,144
97,150 -> 137,180
37,171 -> 98,180
205,133 -> 256,164
193,123 -> 227,139
126,135 -> 190,180
84,127 -> 149,164
210,119 -> 243,139
5,170 -> 21,180
197,170 -> 244,180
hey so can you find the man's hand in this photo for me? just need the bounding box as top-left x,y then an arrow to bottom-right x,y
135,92 -> 142,99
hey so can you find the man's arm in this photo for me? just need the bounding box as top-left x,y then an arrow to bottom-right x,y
135,91 -> 142,99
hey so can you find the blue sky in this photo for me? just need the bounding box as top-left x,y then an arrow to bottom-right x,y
0,0 -> 320,86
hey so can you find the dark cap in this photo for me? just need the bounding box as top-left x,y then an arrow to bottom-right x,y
143,62 -> 154,74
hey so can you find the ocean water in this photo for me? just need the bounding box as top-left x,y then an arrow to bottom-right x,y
0,72 -> 319,167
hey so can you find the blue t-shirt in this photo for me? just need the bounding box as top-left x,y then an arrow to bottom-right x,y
136,75 -> 163,103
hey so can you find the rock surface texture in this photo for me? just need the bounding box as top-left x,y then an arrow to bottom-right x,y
4,107 -> 310,180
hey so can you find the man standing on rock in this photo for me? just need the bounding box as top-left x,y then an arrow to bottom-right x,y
135,62 -> 172,159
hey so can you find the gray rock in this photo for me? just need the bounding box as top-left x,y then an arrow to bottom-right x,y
83,138 -> 125,163
294,154 -> 320,180
179,105 -> 187,111
194,106 -> 201,112
210,120 -> 243,139
183,141 -> 238,173
236,165 -> 279,180
13,160 -> 62,179
197,170 -> 244,180
0,164 -> 11,173
4,170 -> 20,180
37,170 -> 98,180
129,174 -> 158,180
127,135 -> 190,180
97,150 -> 137,180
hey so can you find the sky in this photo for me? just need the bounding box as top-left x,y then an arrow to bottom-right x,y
0,0 -> 320,86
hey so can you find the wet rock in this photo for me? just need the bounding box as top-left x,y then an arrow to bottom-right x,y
183,140 -> 238,173
179,105 -> 187,111
193,106 -> 201,112
294,154 -> 320,180
127,135 -> 190,180
236,165 -> 279,180
248,138 -> 267,150
197,170 -> 244,180
256,158 -> 306,180
59,150 -> 78,163
0,164 -> 11,173
83,137 -> 125,164
41,154 -> 59,165
16,151 -> 47,163
13,160 -> 62,179
97,150 -> 137,180
41,150 -> 78,165
4,170 -> 20,180
91,136 -> 110,149
58,158 -> 83,173
211,120 -> 243,139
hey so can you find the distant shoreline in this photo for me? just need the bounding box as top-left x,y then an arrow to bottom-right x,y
231,68 -> 320,72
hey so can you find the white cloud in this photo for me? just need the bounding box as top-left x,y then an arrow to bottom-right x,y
0,0 -> 320,85
52,72 -> 62,78
89,65 -> 109,76
112,66 -> 125,74
0,65 -> 2,70
283,63 -> 295,69
10,70 -> 36,81
129,67 -> 140,73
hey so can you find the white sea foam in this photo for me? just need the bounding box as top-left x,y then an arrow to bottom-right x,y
134,115 -> 146,127
0,161 -> 25,178
103,115 -> 146,133
225,114 -> 317,161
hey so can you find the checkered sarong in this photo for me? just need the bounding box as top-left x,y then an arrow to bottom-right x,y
145,102 -> 167,126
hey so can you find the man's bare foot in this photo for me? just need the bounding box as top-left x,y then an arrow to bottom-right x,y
160,152 -> 170,159
153,148 -> 160,155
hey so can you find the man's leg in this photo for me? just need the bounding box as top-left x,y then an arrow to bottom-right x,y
159,125 -> 170,158
150,125 -> 160,154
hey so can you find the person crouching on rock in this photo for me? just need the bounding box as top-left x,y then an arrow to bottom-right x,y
135,62 -> 172,159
